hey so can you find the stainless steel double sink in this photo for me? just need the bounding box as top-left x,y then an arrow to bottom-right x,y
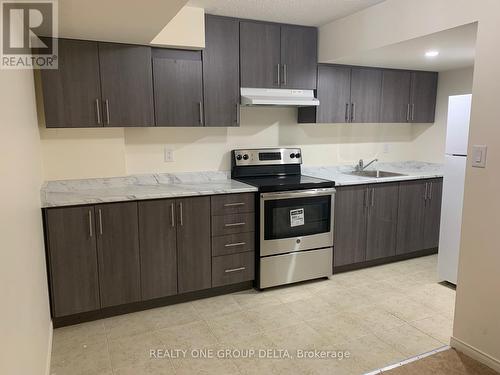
348,170 -> 407,178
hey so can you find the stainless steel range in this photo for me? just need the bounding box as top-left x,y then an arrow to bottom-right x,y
231,148 -> 335,289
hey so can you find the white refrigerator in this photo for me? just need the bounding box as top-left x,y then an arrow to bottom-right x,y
438,94 -> 472,285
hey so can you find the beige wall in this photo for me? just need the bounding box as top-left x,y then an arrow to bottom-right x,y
0,69 -> 51,373
320,0 -> 500,369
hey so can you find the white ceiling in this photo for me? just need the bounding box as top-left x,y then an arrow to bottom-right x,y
333,23 -> 477,72
188,0 -> 386,26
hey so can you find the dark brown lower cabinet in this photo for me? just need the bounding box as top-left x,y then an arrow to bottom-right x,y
396,178 -> 443,255
365,183 -> 399,261
138,200 -> 178,300
177,197 -> 212,294
96,202 -> 141,308
45,206 -> 100,317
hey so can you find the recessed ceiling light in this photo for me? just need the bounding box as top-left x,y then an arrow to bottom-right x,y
425,50 -> 439,58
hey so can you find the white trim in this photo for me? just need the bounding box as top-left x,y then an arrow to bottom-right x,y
451,336 -> 500,373
45,321 -> 53,375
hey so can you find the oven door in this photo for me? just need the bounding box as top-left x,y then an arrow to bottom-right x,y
260,188 -> 335,257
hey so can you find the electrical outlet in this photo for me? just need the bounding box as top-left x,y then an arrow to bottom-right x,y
164,147 -> 174,162
383,144 -> 390,154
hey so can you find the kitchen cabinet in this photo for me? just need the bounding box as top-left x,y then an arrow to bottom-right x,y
333,185 -> 367,267
365,183 -> 399,261
203,15 -> 240,126
410,71 -> 438,123
45,206 -> 100,317
177,197 -> 212,294
95,202 -> 141,308
153,49 -> 203,126
138,200 -> 178,300
396,178 -> 443,255
98,43 -> 155,127
380,70 -> 412,123
240,21 -> 317,89
350,68 -> 382,123
316,65 -> 352,124
40,38 -> 102,128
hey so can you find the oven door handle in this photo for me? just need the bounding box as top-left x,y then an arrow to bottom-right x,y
261,187 -> 336,200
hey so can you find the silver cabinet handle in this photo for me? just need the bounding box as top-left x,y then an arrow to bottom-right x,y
424,182 -> 429,201
224,202 -> 245,207
98,209 -> 103,235
198,102 -> 203,125
235,103 -> 240,125
351,102 -> 356,122
170,204 -> 175,228
345,103 -> 349,122
225,242 -> 246,248
283,64 -> 287,85
364,188 -> 369,208
224,267 -> 246,273
428,182 -> 433,200
276,63 -> 280,86
411,104 -> 415,121
104,99 -> 110,125
179,202 -> 183,226
88,210 -> 93,238
371,188 -> 375,207
95,99 -> 101,124
406,104 -> 410,122
225,222 -> 246,227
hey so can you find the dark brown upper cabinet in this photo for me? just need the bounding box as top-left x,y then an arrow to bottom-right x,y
380,70 -> 438,123
396,178 -> 443,255
280,25 -> 318,89
152,49 -> 203,126
95,202 -> 141,308
240,21 -> 317,89
98,43 -> 155,127
410,71 -> 438,123
350,68 -> 382,123
316,65 -> 351,123
45,206 -> 100,317
40,39 -> 102,128
203,15 -> 240,127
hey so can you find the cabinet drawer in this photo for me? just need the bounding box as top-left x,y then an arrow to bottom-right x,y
212,252 -> 255,287
212,212 -> 255,236
211,193 -> 255,215
212,232 -> 255,257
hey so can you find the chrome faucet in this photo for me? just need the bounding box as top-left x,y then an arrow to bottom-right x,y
356,158 -> 378,172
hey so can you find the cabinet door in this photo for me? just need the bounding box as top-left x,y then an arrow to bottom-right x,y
334,185 -> 367,267
177,197 -> 212,293
423,178 -> 443,249
96,202 -> 141,307
138,200 -> 178,300
317,65 -> 351,123
366,183 -> 399,261
46,206 -> 100,317
40,38 -> 102,128
153,50 -> 203,126
280,25 -> 317,89
396,180 -> 426,255
380,70 -> 411,123
98,43 -> 154,127
410,71 -> 438,123
203,15 -> 240,127
240,21 -> 281,88
350,68 -> 382,123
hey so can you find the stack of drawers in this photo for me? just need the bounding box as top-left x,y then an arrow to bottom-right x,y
210,193 -> 256,287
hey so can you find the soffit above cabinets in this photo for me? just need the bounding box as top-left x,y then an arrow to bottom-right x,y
57,0 -> 188,45
188,0 -> 385,26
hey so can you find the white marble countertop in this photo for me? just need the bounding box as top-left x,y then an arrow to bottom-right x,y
41,171 -> 258,208
302,161 -> 443,186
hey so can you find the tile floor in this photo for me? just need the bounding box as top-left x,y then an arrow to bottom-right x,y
50,254 -> 456,375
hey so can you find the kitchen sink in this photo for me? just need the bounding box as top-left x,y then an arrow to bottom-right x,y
348,170 -> 407,178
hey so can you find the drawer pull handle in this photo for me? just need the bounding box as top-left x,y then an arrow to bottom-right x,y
225,222 -> 246,227
224,202 -> 245,207
225,267 -> 246,273
225,242 -> 246,248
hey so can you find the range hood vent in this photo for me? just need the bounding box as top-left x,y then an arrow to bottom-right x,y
240,88 -> 319,107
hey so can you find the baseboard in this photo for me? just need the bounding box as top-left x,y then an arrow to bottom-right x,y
450,336 -> 500,373
45,321 -> 53,375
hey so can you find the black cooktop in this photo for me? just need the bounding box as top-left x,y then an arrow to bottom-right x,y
234,174 -> 335,193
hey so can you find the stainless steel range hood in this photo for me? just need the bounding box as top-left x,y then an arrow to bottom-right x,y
240,88 -> 319,107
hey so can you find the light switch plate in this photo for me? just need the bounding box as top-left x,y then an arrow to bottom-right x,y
471,145 -> 487,168
164,147 -> 174,162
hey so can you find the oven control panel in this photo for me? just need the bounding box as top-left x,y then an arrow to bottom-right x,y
233,148 -> 302,166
